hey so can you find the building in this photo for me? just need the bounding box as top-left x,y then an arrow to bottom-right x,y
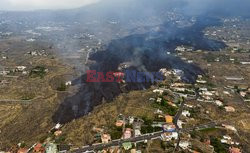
123,128 -> 132,139
101,134 -> 111,144
122,142 -> 132,150
178,141 -> 190,150
222,124 -> 237,132
157,98 -> 162,103
16,66 -> 26,71
182,110 -> 190,117
65,81 -> 72,86
54,130 -> 62,136
45,143 -> 58,153
55,123 -> 61,130
225,106 -> 236,112
225,77 -> 244,81
153,89 -> 164,95
17,148 -> 28,153
177,120 -> 184,129
33,143 -> 45,153
165,115 -> 173,123
215,100 -> 223,106
134,129 -> 141,137
162,124 -> 176,132
131,149 -> 136,153
196,80 -> 207,84
116,120 -> 124,127
133,122 -> 142,137
229,147 -> 241,153
240,62 -> 250,65
159,68 -> 172,77
0,70 -> 10,76
161,132 -> 178,141
175,46 -> 186,52
128,116 -> 135,124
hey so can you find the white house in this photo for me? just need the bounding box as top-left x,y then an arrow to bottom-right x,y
65,81 -> 72,86
178,141 -> 190,150
182,110 -> 191,117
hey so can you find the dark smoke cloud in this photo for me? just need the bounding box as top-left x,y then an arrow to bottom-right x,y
180,0 -> 250,17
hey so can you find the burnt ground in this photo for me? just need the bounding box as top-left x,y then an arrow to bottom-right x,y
52,17 -> 226,124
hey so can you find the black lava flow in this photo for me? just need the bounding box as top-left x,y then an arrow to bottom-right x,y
52,17 -> 226,124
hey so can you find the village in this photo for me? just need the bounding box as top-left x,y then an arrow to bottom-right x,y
1,60 -> 248,153
0,35 -> 250,153
0,4 -> 250,153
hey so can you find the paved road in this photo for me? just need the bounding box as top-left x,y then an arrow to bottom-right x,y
71,96 -> 204,153
0,96 -> 44,105
71,120 -> 220,153
72,131 -> 164,153
0,99 -> 32,104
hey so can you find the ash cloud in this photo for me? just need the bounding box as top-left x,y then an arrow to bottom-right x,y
0,0 -> 100,11
180,0 -> 250,17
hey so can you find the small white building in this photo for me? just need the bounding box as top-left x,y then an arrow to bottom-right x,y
128,116 -> 135,124
222,124 -> 237,132
55,123 -> 61,130
182,110 -> 191,117
215,100 -> 223,106
178,141 -> 190,150
157,98 -> 162,103
153,89 -> 164,95
196,80 -> 207,84
224,106 -> 235,112
16,66 -> 26,71
134,129 -> 141,137
65,81 -> 72,86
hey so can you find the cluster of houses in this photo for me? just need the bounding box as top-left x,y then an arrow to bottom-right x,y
152,68 -> 245,152
91,114 -> 145,152
0,123 -> 70,153
194,75 -> 241,113
3,141 -> 70,153
159,68 -> 184,82
237,85 -> 250,102
10,142 -> 70,153
152,85 -> 194,151
159,108 -> 193,151
27,50 -> 48,57
0,65 -> 29,76
118,115 -> 143,139
175,46 -> 193,52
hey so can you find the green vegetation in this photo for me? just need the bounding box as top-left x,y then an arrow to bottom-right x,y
39,135 -> 48,143
204,53 -> 216,62
30,66 -> 47,78
20,142 -> 27,148
161,141 -> 174,150
57,83 -> 67,91
21,93 -> 35,100
125,124 -> 133,129
141,116 -> 162,134
141,116 -> 154,134
152,98 -> 178,116
55,135 -> 66,144
109,126 -> 123,140
190,130 -> 199,139
189,108 -> 200,118
199,127 -> 218,133
211,137 -> 229,153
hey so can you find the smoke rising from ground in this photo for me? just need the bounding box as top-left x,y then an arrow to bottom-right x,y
1,0 -> 250,17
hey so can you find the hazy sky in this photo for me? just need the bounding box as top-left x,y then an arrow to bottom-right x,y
0,0 -> 100,11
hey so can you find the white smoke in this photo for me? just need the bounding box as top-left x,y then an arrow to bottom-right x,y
0,0 -> 100,11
